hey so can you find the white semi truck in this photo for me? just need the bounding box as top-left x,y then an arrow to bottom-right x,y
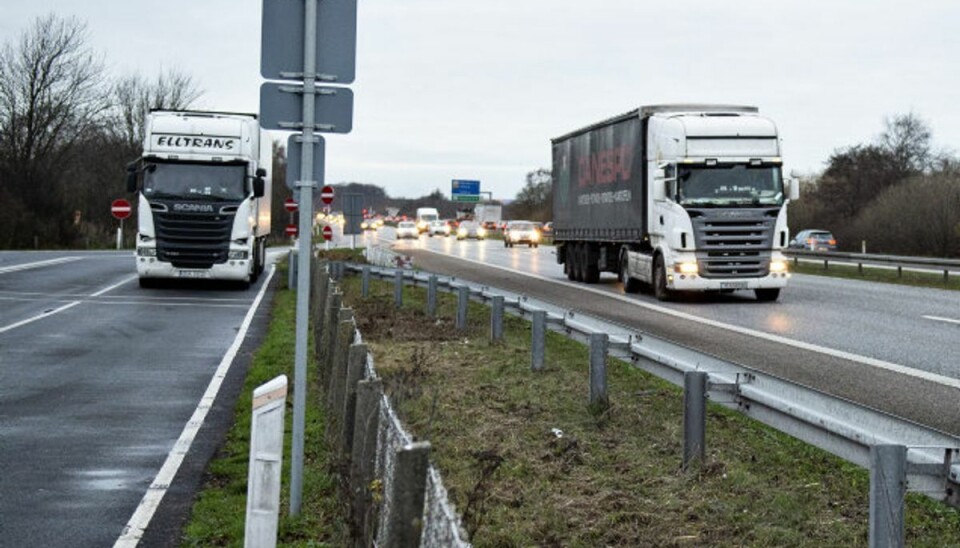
125,110 -> 272,288
552,105 -> 799,301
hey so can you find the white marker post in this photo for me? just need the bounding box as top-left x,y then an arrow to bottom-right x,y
245,375 -> 288,548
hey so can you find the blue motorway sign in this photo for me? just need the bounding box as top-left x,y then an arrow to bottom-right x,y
451,179 -> 480,196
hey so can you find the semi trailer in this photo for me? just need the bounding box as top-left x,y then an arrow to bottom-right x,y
552,104 -> 799,301
125,110 -> 272,288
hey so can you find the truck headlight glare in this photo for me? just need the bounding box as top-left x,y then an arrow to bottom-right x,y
675,262 -> 698,274
769,260 -> 788,273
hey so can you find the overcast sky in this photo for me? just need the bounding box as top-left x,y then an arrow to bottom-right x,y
3,1 -> 959,200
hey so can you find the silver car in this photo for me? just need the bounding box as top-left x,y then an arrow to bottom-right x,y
456,221 -> 486,240
504,221 -> 541,248
789,229 -> 837,252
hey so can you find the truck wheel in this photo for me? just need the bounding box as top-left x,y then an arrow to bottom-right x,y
755,288 -> 781,302
653,255 -> 673,301
572,244 -> 585,282
583,244 -> 600,284
621,254 -> 641,294
565,258 -> 576,280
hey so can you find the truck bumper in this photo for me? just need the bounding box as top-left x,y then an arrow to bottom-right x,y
668,272 -> 790,291
136,257 -> 251,281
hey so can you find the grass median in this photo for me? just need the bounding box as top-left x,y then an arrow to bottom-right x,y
340,275 -> 960,547
791,259 -> 960,292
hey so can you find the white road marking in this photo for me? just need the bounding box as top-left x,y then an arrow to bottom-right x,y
922,315 -> 960,326
113,266 -> 276,547
0,256 -> 84,275
0,275 -> 136,335
0,289 -> 253,303
413,245 -> 960,390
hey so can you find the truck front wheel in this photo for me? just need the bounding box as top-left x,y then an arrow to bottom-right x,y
621,254 -> 641,294
755,288 -> 781,302
653,255 -> 673,301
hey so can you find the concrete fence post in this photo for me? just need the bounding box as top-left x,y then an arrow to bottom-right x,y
351,379 -> 383,543
341,343 -> 368,456
327,310 -> 354,423
394,270 -> 403,308
244,375 -> 288,548
456,285 -> 469,331
362,266 -> 371,297
382,442 -> 431,548
490,295 -> 504,342
531,310 -> 546,371
869,444 -> 906,548
287,248 -> 298,290
589,333 -> 608,410
427,275 -> 438,317
321,292 -> 342,381
683,371 -> 708,469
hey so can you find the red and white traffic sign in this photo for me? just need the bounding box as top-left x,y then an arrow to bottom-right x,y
285,224 -> 298,237
320,185 -> 335,205
111,199 -> 132,220
284,198 -> 298,213
321,225 -> 333,241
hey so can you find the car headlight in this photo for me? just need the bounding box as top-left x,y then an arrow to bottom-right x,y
477,228 -> 486,237
229,250 -> 249,260
674,262 -> 698,274
769,260 -> 788,273
531,232 -> 540,240
457,228 -> 467,236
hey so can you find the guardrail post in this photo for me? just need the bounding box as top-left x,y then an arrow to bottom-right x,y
589,333 -> 608,410
382,442 -> 431,548
427,275 -> 438,317
490,295 -> 504,342
244,375 -> 288,548
858,262 -> 863,275
456,286 -> 469,331
362,266 -> 370,297
683,371 -> 708,470
531,310 -> 546,371
288,248 -> 298,290
944,270 -> 949,283
897,266 -> 902,278
869,444 -> 906,548
341,343 -> 368,456
394,270 -> 403,308
823,259 -> 828,270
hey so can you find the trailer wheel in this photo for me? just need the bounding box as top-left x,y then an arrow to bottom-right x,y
755,288 -> 781,302
653,255 -> 673,301
621,253 -> 641,294
583,244 -> 600,284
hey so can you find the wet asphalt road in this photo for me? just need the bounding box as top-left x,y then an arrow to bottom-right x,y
359,228 -> 960,435
0,250 -> 277,547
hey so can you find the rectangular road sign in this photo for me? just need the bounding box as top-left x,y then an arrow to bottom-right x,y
261,0 -> 358,84
343,193 -> 363,235
451,179 -> 481,196
286,134 -> 325,191
451,194 -> 481,203
260,83 -> 354,133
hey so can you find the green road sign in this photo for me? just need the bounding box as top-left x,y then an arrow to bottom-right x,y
451,194 -> 480,202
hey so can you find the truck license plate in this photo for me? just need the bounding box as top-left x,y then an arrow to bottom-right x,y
178,270 -> 209,279
720,281 -> 747,289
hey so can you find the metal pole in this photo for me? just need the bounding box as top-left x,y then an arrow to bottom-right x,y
683,371 -> 707,469
288,249 -> 297,290
456,285 -> 469,330
290,0 -> 318,516
116,219 -> 123,250
531,310 -> 546,371
427,275 -> 438,317
490,295 -> 504,342
362,266 -> 370,297
394,270 -> 403,308
589,333 -> 608,409
869,444 -> 906,548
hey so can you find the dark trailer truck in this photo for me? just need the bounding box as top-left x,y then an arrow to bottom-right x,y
552,104 -> 799,301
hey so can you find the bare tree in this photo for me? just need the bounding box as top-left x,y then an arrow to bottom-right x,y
879,112 -> 932,175
112,68 -> 203,153
0,14 -> 108,247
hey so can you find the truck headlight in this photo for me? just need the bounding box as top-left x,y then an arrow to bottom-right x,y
229,250 -> 249,260
137,247 -> 157,257
769,260 -> 788,273
675,262 -> 698,274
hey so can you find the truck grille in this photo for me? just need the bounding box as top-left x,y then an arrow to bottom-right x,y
689,208 -> 779,278
153,207 -> 235,269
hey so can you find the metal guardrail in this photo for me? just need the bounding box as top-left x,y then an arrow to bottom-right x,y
344,261 -> 960,516
784,249 -> 960,279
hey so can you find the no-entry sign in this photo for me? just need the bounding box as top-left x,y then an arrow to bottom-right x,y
321,225 -> 333,241
284,198 -> 298,213
111,199 -> 132,220
320,185 -> 335,205
285,224 -> 298,237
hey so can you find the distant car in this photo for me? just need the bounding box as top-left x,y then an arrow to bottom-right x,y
542,222 -> 553,234
456,221 -> 486,240
396,221 -> 419,239
504,221 -> 540,248
360,220 -> 377,231
789,229 -> 837,252
427,220 -> 451,237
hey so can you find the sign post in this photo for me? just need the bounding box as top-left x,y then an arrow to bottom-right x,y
261,0 -> 357,517
111,199 -> 132,250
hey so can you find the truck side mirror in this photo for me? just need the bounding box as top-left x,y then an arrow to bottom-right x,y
787,177 -> 800,201
253,177 -> 265,198
125,163 -> 138,193
256,167 -> 267,178
652,168 -> 666,201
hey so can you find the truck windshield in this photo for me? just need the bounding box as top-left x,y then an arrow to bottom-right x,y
143,162 -> 247,201
677,164 -> 783,207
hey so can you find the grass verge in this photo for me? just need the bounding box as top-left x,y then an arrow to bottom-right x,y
340,276 -> 960,547
791,259 -> 960,292
180,271 -> 349,547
